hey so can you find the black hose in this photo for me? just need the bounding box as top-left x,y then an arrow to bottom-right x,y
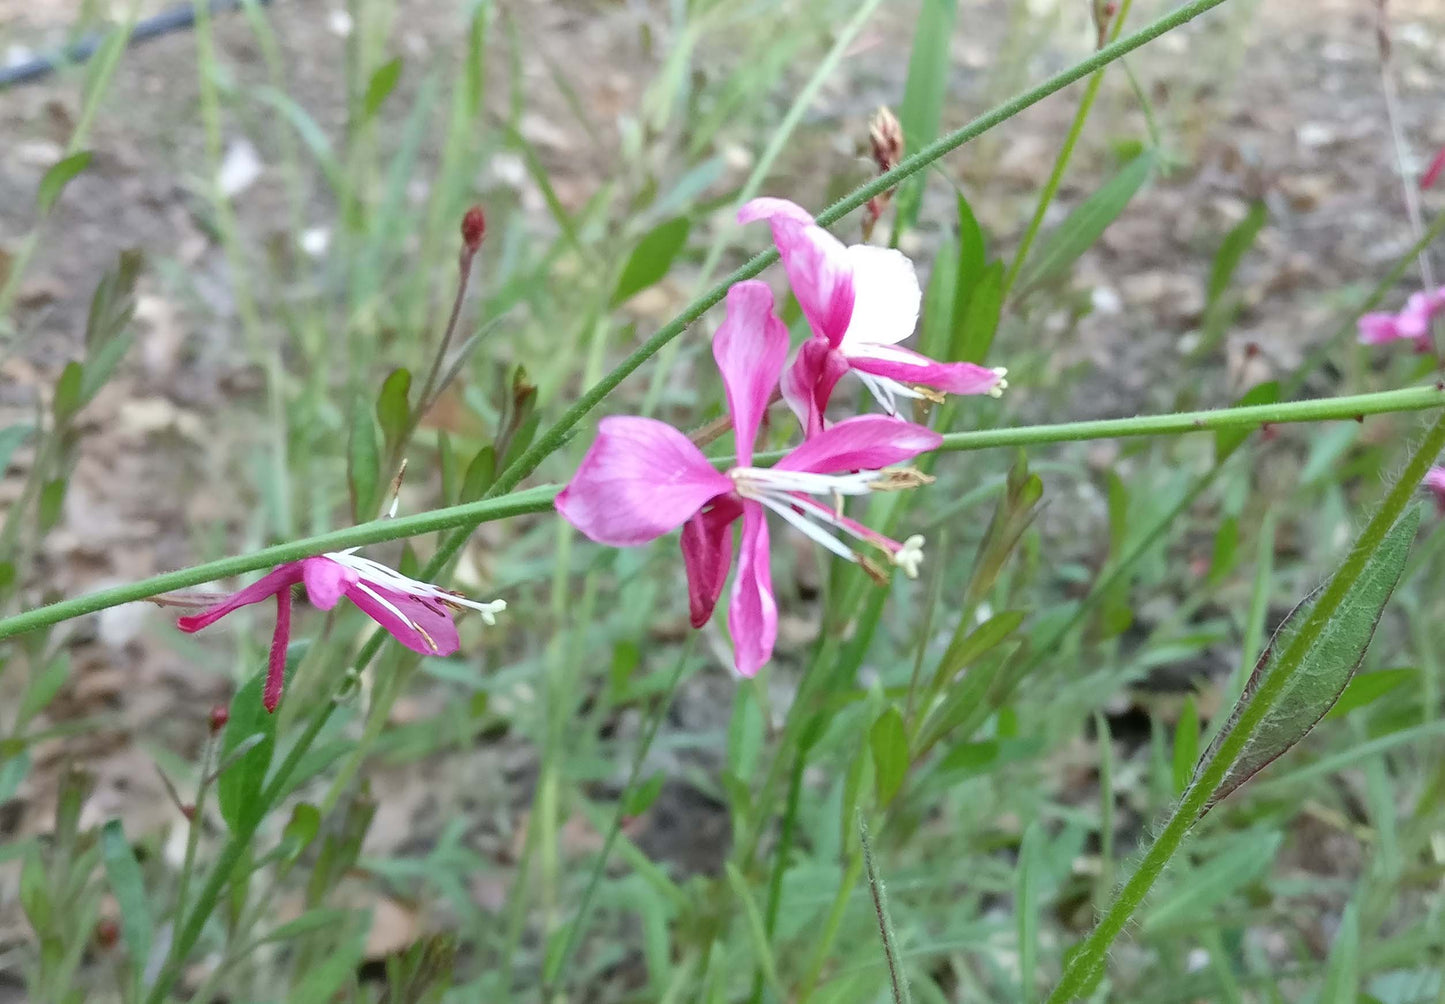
0,0 -> 272,91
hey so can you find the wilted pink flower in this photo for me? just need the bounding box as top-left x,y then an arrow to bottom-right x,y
1358,286 -> 1445,351
554,281 -> 941,676
739,197 -> 1007,436
1426,466 -> 1445,514
178,552 -> 505,711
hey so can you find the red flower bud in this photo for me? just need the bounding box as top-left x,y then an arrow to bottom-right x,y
461,205 -> 486,254
95,918 -> 120,949
208,704 -> 229,735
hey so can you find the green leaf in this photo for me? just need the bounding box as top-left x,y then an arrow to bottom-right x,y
934,610 -> 1025,685
1214,380 -> 1280,464
1206,515 -> 1240,585
624,773 -> 666,817
1171,696 -> 1199,796
0,425 -> 33,477
1199,200 -> 1267,351
376,368 -> 412,447
363,57 -> 403,120
0,751 -> 31,805
37,478 -> 67,532
52,361 -> 84,424
216,669 -> 279,834
951,260 -> 1004,363
918,238 -> 957,361
83,249 -> 143,351
727,686 -> 765,780
80,330 -> 135,403
347,394 -> 381,522
1018,151 -> 1155,292
37,151 -> 93,213
1191,506 -> 1421,817
282,803 -> 322,856
1325,668 -> 1415,720
16,654 -> 69,730
869,707 -> 909,806
610,216 -> 691,306
1319,901 -> 1359,1004
100,820 -> 153,978
459,445 -> 496,503
894,0 -> 959,231
951,192 -> 988,323
259,908 -> 352,945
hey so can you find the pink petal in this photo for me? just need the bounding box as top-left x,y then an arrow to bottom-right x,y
555,416 -> 732,546
1397,292 -> 1436,338
739,198 -> 854,345
346,583 -> 460,657
176,563 -> 305,633
263,587 -> 292,713
301,556 -> 358,611
781,338 -> 851,439
737,197 -> 814,227
838,244 -> 922,349
1426,466 -> 1445,514
774,414 -> 941,475
680,495 -> 744,628
848,346 -> 1005,396
727,502 -> 777,677
714,280 -> 789,465
1358,312 -> 1403,345
1422,144 -> 1445,190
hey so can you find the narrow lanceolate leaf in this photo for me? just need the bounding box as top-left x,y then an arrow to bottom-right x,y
1017,150 -> 1155,292
216,669 -> 279,834
610,216 -> 691,306
347,394 -> 382,522
363,57 -> 404,120
1189,505 -> 1420,818
101,820 -> 154,980
37,151 -> 93,212
376,368 -> 412,447
894,0 -> 959,231
870,707 -> 909,806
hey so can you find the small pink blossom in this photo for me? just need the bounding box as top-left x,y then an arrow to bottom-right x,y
554,280 -> 941,676
178,552 -> 505,711
1426,466 -> 1445,514
739,197 -> 1007,436
1357,286 -> 1445,351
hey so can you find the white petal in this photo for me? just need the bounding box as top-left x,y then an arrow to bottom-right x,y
838,244 -> 922,350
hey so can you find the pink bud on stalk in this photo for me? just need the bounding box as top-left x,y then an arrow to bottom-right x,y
461,205 -> 486,256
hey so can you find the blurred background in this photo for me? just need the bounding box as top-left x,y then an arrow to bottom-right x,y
1,0 -> 1444,1000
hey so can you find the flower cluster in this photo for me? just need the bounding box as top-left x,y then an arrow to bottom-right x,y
555,198 -> 1005,676
1357,286 -> 1445,351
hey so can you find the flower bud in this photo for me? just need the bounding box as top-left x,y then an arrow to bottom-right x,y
868,106 -> 903,175
461,205 -> 486,254
208,704 -> 229,735
95,918 -> 120,949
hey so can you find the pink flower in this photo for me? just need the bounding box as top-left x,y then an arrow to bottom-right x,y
178,552 -> 505,711
1426,466 -> 1445,514
1358,286 -> 1445,351
554,280 -> 942,676
738,197 -> 1007,436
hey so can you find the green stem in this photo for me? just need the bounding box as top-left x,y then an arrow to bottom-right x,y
5,385 -> 1441,644
1002,0 -> 1135,297
483,0 -> 1236,501
1043,412 -> 1445,1003
752,384 -> 1445,464
0,484 -> 557,642
144,701 -> 337,1004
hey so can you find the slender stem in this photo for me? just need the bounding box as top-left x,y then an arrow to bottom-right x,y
0,484 -> 558,642
5,385 -> 1441,643
1002,0 -> 1135,297
144,701 -> 337,1004
1043,412 -> 1445,1003
750,385 -> 1445,465
171,733 -> 218,934
409,246 -> 477,441
541,644 -> 693,997
484,0 -> 1237,502
860,814 -> 911,1004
